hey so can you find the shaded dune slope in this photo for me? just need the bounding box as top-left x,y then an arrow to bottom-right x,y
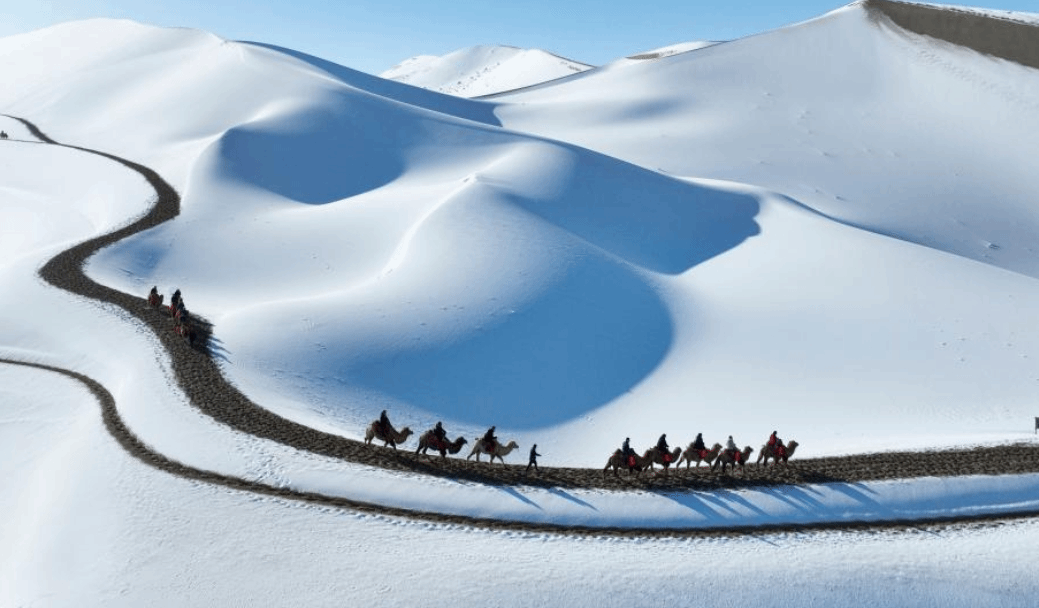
867,0 -> 1039,69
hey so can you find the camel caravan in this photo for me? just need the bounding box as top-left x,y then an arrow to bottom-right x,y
365,412 -> 522,466
362,410 -> 800,478
145,286 -> 202,348
604,430 -> 799,479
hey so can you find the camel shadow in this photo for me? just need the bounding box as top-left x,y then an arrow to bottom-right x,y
496,485 -> 543,511
546,487 -> 598,511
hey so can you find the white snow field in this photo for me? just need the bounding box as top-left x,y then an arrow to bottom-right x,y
2,0 -> 1039,605
381,45 -> 592,97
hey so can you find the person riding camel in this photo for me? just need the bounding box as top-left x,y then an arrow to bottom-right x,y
171,289 -> 182,310
432,421 -> 447,448
379,409 -> 392,436
692,432 -> 706,456
726,435 -> 746,464
768,430 -> 780,447
482,426 -> 497,452
621,437 -> 636,469
656,433 -> 671,462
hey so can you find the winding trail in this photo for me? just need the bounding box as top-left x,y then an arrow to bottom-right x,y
3,112 -> 1039,536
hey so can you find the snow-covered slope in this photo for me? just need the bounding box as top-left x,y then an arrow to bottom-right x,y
3,2 -> 1039,605
381,45 -> 592,97
3,4 -> 1039,463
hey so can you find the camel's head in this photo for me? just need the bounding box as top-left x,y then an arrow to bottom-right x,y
788,440 -> 799,449
458,437 -> 468,445
710,443 -> 722,451
506,440 -> 519,449
743,446 -> 755,457
401,427 -> 413,438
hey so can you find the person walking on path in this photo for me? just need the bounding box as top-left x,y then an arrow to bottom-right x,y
526,444 -> 541,474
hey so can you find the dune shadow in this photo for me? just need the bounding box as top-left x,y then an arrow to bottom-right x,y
240,42 -> 502,127
347,255 -> 672,429
509,151 -> 760,274
339,159 -> 758,428
216,99 -> 405,205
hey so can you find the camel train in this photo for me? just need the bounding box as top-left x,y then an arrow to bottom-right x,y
364,414 -> 518,464
145,286 -> 199,346
362,413 -> 801,475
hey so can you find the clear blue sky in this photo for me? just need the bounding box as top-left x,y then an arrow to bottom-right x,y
3,0 -> 1037,74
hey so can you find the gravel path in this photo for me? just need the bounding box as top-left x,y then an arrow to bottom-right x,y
4,101 -> 1039,535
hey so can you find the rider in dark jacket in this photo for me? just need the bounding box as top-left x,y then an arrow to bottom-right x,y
692,432 -> 706,452
656,433 -> 669,453
482,426 -> 497,450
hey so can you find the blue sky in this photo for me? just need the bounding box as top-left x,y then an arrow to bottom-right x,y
3,0 -> 1037,74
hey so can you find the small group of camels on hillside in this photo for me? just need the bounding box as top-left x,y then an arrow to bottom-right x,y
364,416 -> 520,464
602,439 -> 798,479
362,412 -> 798,476
146,286 -> 199,346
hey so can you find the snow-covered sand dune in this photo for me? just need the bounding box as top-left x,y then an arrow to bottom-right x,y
381,45 -> 592,97
3,0 -> 1039,604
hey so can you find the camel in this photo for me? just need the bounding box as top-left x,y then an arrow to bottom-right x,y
757,440 -> 799,465
603,448 -> 653,479
467,439 -> 519,464
415,431 -> 468,458
711,445 -> 755,474
677,442 -> 722,469
644,446 -> 683,475
364,421 -> 413,449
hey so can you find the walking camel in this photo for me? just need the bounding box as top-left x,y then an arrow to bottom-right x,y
415,431 -> 468,458
467,439 -> 519,464
757,440 -> 799,466
364,420 -> 414,449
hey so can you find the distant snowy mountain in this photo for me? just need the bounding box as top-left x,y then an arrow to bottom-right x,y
380,45 -> 592,97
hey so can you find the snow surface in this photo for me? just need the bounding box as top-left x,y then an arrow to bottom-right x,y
381,45 -> 592,97
3,1 -> 1039,605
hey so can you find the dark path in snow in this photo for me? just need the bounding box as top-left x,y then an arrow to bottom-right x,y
3,63 -> 1039,536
